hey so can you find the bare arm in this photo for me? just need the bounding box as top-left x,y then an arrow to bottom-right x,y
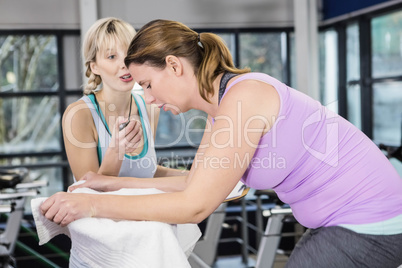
62,101 -> 102,180
43,81 -> 279,225
70,172 -> 190,192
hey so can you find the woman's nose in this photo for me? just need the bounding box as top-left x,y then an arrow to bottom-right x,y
121,60 -> 127,69
120,55 -> 127,69
144,90 -> 155,104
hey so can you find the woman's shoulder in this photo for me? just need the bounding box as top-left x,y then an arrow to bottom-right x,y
62,97 -> 94,125
219,75 -> 281,126
62,97 -> 98,143
227,75 -> 278,100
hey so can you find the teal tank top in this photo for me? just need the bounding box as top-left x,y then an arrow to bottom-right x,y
81,93 -> 157,178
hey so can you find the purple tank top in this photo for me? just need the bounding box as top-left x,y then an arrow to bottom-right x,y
220,72 -> 402,228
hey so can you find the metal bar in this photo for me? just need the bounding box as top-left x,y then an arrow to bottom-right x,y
0,190 -> 38,199
15,241 -> 61,268
336,23 -> 347,118
15,180 -> 48,189
240,198 -> 249,264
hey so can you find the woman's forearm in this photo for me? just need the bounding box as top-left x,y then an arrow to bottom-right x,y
97,147 -> 124,176
92,191 -> 207,224
154,165 -> 189,177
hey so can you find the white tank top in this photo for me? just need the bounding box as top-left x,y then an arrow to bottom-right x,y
81,93 -> 157,178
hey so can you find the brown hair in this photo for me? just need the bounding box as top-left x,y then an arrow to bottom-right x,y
82,17 -> 136,95
125,19 -> 250,102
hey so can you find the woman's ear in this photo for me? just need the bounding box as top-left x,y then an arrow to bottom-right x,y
165,55 -> 182,76
90,62 -> 99,75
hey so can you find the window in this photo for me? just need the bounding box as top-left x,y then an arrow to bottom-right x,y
373,82 -> 402,145
372,10 -> 402,78
0,31 -> 79,197
329,6 -> 402,175
0,96 -> 61,153
319,28 -> 338,113
155,109 -> 207,149
239,32 -> 288,82
346,22 -> 362,129
371,10 -> 402,147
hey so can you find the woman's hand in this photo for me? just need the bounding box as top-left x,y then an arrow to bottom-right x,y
40,192 -> 96,227
70,171 -> 120,192
111,116 -> 143,157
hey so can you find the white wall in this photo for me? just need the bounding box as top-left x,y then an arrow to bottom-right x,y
0,0 -> 80,29
0,0 -> 294,30
99,0 -> 295,29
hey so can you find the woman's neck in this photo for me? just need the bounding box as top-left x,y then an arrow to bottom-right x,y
193,73 -> 223,118
95,90 -> 135,118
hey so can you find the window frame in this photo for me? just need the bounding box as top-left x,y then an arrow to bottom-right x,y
320,2 -> 402,141
0,29 -> 81,190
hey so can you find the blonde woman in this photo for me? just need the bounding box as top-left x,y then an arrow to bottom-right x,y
63,17 -> 186,187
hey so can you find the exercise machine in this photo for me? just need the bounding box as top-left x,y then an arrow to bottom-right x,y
0,168 -> 47,267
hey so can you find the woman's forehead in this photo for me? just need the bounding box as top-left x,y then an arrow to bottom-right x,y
97,35 -> 127,53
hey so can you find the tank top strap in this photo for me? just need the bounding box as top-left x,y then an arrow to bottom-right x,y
81,94 -> 102,134
81,95 -> 105,164
218,72 -> 240,104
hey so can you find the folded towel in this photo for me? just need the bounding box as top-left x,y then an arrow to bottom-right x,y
31,187 -> 201,268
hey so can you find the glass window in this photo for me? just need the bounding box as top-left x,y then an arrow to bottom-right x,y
63,35 -> 82,90
373,82 -> 402,145
371,10 -> 402,78
346,22 -> 361,129
347,84 -> 362,130
155,109 -> 207,148
239,32 -> 286,81
0,35 -> 58,92
346,23 -> 360,81
319,28 -> 338,113
0,96 -> 61,153
218,33 -> 236,63
289,32 -> 297,89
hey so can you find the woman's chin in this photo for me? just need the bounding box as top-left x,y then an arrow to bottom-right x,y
170,109 -> 181,115
164,105 -> 184,115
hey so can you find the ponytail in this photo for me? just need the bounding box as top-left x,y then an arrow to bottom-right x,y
196,33 -> 249,102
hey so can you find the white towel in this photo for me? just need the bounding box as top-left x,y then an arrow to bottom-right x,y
31,187 -> 201,268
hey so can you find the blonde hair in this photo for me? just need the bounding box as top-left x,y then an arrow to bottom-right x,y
125,19 -> 250,103
82,17 -> 136,95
